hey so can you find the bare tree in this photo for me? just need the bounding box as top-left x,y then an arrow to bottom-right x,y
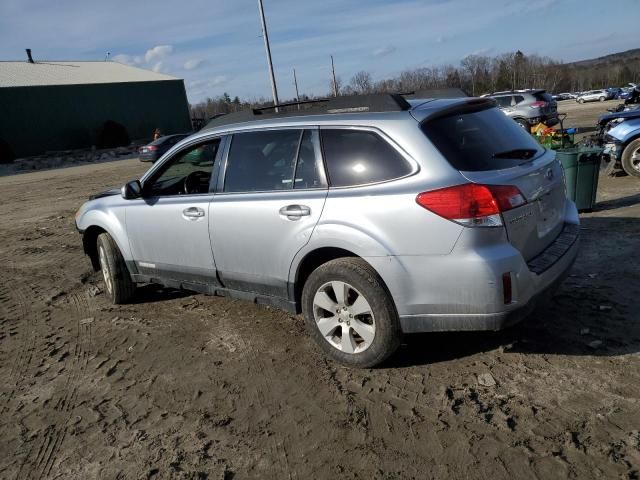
350,71 -> 373,94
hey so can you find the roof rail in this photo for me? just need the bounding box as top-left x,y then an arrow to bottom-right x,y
203,93 -> 412,130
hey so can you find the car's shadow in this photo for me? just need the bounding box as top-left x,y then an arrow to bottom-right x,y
126,283 -> 193,304
593,192 -> 640,212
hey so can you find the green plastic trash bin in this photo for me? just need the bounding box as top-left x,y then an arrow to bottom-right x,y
555,147 -> 602,212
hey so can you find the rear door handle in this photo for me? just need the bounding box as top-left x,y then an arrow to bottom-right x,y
279,204 -> 311,220
182,206 -> 205,219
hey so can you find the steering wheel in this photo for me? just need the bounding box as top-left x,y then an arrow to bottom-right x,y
183,170 -> 210,194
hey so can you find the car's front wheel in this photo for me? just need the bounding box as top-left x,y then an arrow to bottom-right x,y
301,258 -> 401,368
621,139 -> 640,178
97,232 -> 136,304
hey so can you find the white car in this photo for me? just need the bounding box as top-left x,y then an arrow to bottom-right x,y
576,90 -> 609,103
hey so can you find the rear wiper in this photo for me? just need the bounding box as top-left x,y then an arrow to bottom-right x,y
492,148 -> 538,159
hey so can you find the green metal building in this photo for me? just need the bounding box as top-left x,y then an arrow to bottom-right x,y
0,60 -> 191,160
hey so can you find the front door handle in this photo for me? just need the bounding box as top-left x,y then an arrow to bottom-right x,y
279,204 -> 311,220
182,206 -> 205,220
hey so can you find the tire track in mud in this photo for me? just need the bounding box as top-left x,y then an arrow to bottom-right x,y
15,289 -> 94,479
220,308 -> 300,480
0,275 -> 41,419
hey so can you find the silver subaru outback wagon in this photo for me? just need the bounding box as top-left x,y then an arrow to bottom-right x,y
75,94 -> 579,368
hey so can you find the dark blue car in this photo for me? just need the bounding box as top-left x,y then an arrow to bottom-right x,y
139,134 -> 190,162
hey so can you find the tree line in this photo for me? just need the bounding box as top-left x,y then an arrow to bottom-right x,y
190,50 -> 640,120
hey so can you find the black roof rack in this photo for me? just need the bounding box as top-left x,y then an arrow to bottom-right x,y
203,93 -> 412,130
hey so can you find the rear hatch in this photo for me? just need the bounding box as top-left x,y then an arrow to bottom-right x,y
421,103 -> 566,261
534,91 -> 557,116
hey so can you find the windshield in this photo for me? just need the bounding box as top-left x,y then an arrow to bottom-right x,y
421,107 -> 544,171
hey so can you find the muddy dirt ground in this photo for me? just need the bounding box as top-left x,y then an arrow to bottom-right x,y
1,108 -> 640,479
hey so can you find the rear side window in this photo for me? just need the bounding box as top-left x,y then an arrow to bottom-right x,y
224,130 -> 300,192
493,96 -> 511,107
422,107 -> 544,172
321,129 -> 412,187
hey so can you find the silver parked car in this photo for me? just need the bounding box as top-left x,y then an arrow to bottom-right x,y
75,94 -> 579,367
576,89 -> 609,103
487,89 -> 559,130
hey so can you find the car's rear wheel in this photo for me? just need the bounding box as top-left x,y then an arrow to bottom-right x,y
97,232 -> 136,304
301,258 -> 401,368
599,96 -> 605,102
621,139 -> 640,178
578,98 -> 585,104
515,118 -> 530,131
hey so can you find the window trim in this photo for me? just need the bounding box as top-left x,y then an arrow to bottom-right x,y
139,135 -> 226,198
216,127 -> 328,195
318,125 -> 419,189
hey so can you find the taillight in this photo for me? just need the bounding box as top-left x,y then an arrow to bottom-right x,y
415,183 -> 526,228
530,101 -> 546,109
147,145 -> 158,151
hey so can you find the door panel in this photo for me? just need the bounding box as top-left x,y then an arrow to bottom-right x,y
210,128 -> 327,297
125,137 -> 223,285
210,191 -> 326,296
126,195 -> 218,284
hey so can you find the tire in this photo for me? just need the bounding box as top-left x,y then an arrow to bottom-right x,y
301,258 -> 401,368
515,118 -> 530,131
97,233 -> 136,304
621,139 -> 640,178
578,98 -> 585,104
599,97 -> 605,102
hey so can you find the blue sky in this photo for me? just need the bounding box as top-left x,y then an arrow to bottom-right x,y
1,0 -> 638,103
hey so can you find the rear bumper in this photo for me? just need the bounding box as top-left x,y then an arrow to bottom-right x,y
138,152 -> 159,162
393,213 -> 580,333
398,232 -> 578,332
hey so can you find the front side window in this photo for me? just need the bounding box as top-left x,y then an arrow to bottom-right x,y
146,139 -> 219,196
224,130 -> 301,193
321,129 -> 412,187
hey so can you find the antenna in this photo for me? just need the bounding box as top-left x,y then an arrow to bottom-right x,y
257,0 -> 279,112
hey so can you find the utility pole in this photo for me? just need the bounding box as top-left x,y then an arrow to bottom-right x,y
331,55 -> 338,97
257,0 -> 279,111
293,68 -> 300,110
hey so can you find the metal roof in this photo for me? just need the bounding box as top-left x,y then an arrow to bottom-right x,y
0,61 -> 180,88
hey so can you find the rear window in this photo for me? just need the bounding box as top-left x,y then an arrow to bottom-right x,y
421,107 -> 544,172
321,129 -> 412,187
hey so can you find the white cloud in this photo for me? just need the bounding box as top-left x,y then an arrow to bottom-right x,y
188,76 -> 228,90
372,46 -> 396,58
184,58 -> 204,70
151,61 -> 166,73
112,53 -> 142,66
144,45 -> 173,63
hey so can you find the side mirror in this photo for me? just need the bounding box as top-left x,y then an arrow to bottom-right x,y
121,180 -> 142,200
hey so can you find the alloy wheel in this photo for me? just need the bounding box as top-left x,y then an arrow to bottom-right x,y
312,281 -> 376,354
631,147 -> 640,173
